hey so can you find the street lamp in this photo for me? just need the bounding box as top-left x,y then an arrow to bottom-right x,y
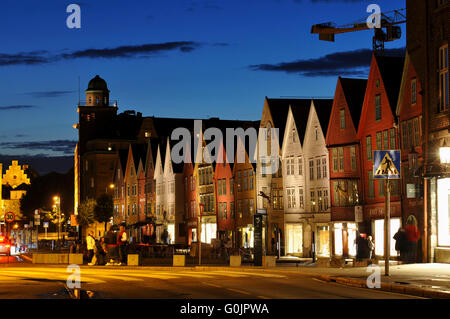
198,203 -> 204,265
53,196 -> 61,241
440,139 -> 450,165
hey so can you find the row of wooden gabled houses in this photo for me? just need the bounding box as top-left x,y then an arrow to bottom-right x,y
107,51 -> 425,260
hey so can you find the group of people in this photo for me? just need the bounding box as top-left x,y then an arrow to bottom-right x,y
355,232 -> 375,260
394,216 -> 421,264
355,215 -> 421,264
86,225 -> 129,266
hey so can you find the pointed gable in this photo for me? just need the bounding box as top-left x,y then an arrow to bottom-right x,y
358,53 -> 405,139
326,77 -> 367,146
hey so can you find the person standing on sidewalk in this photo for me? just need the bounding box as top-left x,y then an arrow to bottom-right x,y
367,236 -> 375,260
117,225 -> 128,265
405,216 -> 420,264
393,227 -> 406,263
86,231 -> 96,265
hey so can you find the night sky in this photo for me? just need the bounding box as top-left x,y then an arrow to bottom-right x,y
0,0 -> 405,158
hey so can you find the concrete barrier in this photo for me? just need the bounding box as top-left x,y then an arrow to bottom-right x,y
230,256 -> 241,267
263,256 -> 277,267
173,255 -> 186,267
127,254 -> 140,266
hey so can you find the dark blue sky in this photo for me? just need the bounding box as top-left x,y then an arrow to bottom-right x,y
0,0 -> 405,157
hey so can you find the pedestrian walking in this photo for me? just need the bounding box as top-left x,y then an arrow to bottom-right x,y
393,227 -> 406,263
117,225 -> 128,265
367,236 -> 375,259
405,215 -> 420,264
86,231 -> 96,265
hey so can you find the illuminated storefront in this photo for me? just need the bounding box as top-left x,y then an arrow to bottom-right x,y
167,223 -> 175,244
285,224 -> 303,255
200,222 -> 217,244
333,223 -> 357,257
374,218 -> 401,257
316,225 -> 330,257
241,226 -> 254,248
437,178 -> 450,247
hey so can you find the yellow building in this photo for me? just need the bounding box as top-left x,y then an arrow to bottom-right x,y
1,161 -> 31,222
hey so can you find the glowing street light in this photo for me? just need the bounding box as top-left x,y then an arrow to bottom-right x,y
53,196 -> 61,241
440,140 -> 450,165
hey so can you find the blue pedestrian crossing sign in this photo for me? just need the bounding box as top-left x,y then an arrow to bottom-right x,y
373,150 -> 401,179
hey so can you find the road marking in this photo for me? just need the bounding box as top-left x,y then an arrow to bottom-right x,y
211,270 -> 286,278
227,288 -> 251,295
202,281 -> 222,288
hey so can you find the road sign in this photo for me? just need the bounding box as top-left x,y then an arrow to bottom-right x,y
4,212 -> 15,223
253,214 -> 263,267
43,222 -> 49,228
373,150 -> 401,179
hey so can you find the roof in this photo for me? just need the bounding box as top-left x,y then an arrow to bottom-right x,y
312,99 -> 333,136
287,100 -> 314,144
130,144 -> 148,172
86,75 -> 109,92
339,77 -> 368,130
375,55 -> 405,115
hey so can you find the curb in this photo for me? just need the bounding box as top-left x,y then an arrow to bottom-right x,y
314,274 -> 450,299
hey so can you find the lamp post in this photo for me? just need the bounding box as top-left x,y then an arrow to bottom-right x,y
53,196 -> 61,241
198,203 -> 204,265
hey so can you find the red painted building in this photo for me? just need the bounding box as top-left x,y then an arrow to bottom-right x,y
396,53 -> 425,260
214,141 -> 235,239
326,77 -> 367,258
357,54 -> 404,258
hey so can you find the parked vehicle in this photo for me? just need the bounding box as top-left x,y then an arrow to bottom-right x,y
0,235 -> 11,256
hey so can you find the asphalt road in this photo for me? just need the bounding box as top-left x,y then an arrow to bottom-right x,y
0,265 -> 422,299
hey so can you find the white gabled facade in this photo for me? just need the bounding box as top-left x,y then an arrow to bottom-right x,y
281,106 -> 307,256
163,138 -> 176,244
154,143 -> 165,243
302,101 -> 331,258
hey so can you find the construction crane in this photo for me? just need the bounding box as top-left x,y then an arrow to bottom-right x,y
311,8 -> 407,53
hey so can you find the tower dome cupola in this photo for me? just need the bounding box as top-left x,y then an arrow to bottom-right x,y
85,75 -> 110,106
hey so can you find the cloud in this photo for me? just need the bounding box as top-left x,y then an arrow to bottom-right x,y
249,47 -> 405,77
0,53 -> 51,66
0,41 -> 204,67
23,91 -> 76,98
62,42 -> 201,59
0,140 -> 77,155
0,105 -> 37,111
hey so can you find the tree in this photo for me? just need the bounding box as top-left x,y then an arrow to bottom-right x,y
77,199 -> 96,227
94,194 -> 114,232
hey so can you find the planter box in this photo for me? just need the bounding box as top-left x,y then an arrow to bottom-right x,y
32,253 -> 69,264
127,254 -> 140,266
316,257 -> 330,267
263,256 -> 276,267
69,254 -> 83,265
230,256 -> 241,267
173,255 -> 186,267
435,248 -> 450,264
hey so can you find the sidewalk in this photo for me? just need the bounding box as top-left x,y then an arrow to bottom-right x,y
275,262 -> 450,298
